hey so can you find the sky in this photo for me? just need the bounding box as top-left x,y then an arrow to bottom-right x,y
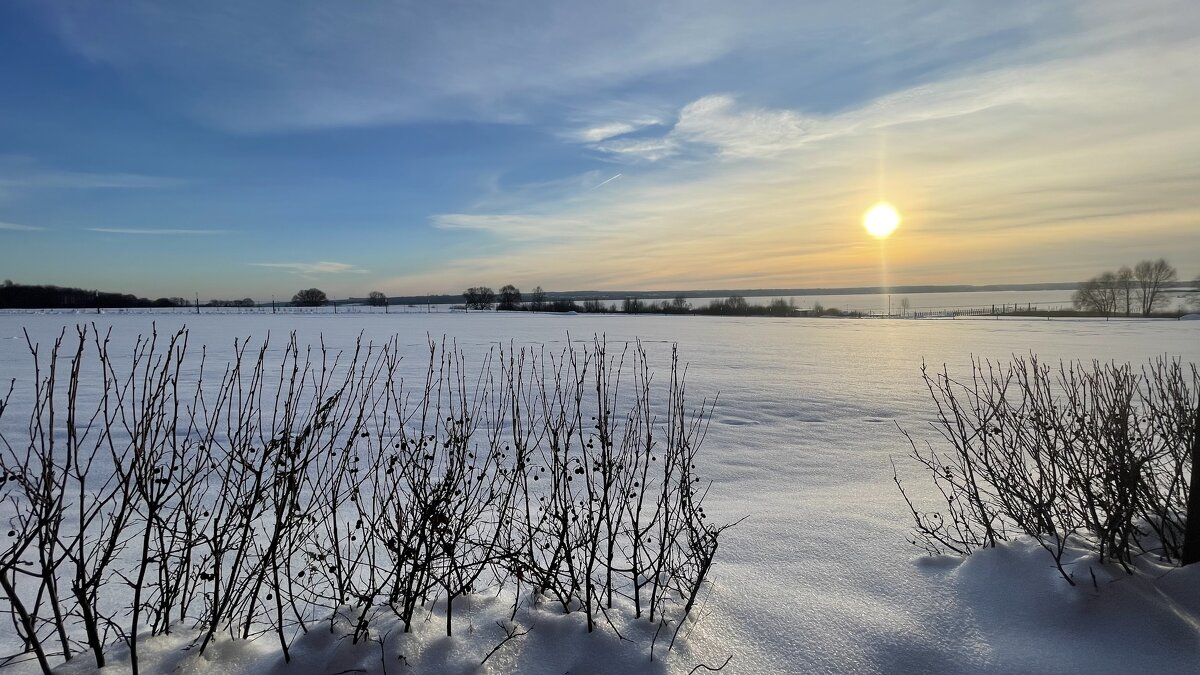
1,0 -> 1198,300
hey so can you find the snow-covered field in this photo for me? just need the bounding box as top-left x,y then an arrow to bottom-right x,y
1,312 -> 1198,674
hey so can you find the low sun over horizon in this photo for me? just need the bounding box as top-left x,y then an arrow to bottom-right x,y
863,203 -> 901,239
0,1 -> 1198,299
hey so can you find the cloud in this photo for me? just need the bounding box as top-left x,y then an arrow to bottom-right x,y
88,227 -> 228,235
670,95 -> 818,159
250,261 -> 369,275
574,122 -> 640,143
569,117 -> 663,144
0,221 -> 45,231
0,158 -> 186,190
432,214 -> 584,241
594,137 -> 680,162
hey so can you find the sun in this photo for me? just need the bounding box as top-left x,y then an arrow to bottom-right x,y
863,202 -> 901,239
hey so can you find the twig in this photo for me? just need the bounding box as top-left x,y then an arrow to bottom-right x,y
480,621 -> 531,666
688,654 -> 733,674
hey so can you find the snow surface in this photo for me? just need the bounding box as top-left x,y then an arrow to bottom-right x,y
1,312 -> 1198,674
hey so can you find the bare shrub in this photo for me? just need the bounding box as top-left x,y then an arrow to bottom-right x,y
0,326 -> 733,673
896,356 -> 1198,583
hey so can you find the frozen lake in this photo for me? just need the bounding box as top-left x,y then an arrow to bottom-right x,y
1,312 -> 1197,673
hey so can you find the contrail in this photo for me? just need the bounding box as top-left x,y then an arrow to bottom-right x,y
593,173 -> 622,189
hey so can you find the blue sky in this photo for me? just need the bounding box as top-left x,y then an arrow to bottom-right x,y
1,0 -> 1197,299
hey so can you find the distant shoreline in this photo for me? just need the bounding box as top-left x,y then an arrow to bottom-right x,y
378,282 -> 1085,305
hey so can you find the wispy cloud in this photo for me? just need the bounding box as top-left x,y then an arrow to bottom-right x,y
432,214 -> 584,241
88,228 -> 228,235
250,261 -> 369,275
569,118 -> 662,144
0,159 -> 186,190
594,137 -> 680,162
587,95 -> 819,162
0,221 -> 45,231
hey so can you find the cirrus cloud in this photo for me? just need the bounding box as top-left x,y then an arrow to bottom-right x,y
0,221 -> 46,231
88,227 -> 228,235
250,261 -> 369,275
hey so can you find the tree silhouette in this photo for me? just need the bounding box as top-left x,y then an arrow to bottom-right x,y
462,287 -> 495,310
292,288 -> 328,306
529,286 -> 546,311
1073,273 -> 1120,316
1116,266 -> 1135,316
497,285 -> 522,310
1133,258 -> 1177,316
367,291 -> 387,307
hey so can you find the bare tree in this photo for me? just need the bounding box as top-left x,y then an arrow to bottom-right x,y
1072,272 -> 1120,317
291,288 -> 327,306
1133,258 -> 1177,316
367,291 -> 387,307
462,287 -> 495,310
497,285 -> 522,311
667,296 -> 691,314
1115,266 -> 1135,316
529,286 -> 546,311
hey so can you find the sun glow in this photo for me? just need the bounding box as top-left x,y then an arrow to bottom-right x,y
863,202 -> 901,238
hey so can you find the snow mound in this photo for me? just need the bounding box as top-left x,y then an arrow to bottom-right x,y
35,594 -> 706,675
918,537 -> 1200,673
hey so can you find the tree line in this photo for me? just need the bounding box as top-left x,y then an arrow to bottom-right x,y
1071,259 -> 1184,317
0,280 -> 170,309
463,285 -> 805,316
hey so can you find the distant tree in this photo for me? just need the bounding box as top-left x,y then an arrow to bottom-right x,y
900,297 -> 911,316
497,284 -> 522,310
205,298 -> 256,308
463,286 -> 495,310
705,296 -> 750,315
766,298 -> 795,316
1133,258 -> 1177,316
622,297 -> 645,314
667,295 -> 691,314
529,286 -> 546,311
367,291 -> 388,307
292,288 -> 328,307
1190,275 -> 1200,311
2,279 -> 12,287
1073,272 -> 1120,317
581,298 -> 606,313
1115,266 -> 1135,316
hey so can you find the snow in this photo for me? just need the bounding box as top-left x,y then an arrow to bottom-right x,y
1,312 -> 1198,674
